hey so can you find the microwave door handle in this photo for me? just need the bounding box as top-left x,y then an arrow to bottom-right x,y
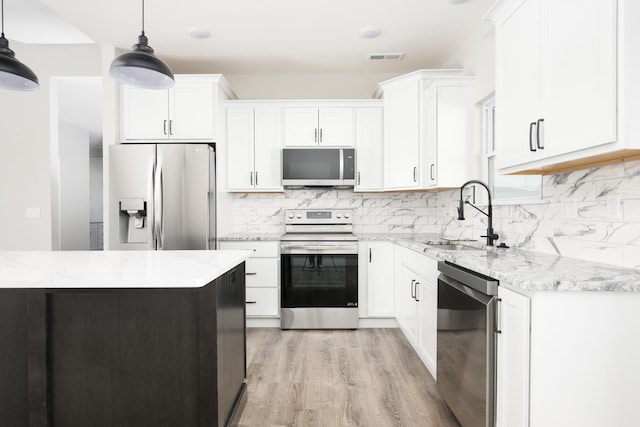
339,150 -> 344,180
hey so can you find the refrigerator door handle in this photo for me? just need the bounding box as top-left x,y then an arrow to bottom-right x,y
154,154 -> 164,249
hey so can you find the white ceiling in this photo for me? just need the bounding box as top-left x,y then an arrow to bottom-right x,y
8,0 -> 494,74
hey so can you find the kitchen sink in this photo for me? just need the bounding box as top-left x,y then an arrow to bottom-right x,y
426,243 -> 482,251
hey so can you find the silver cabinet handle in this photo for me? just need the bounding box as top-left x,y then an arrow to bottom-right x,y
319,128 -> 323,143
163,120 -> 167,135
413,167 -> 417,182
536,118 -> 544,149
410,279 -> 416,299
314,128 -> 318,143
255,171 -> 259,186
357,171 -> 361,186
246,301 -> 257,304
246,272 -> 258,276
415,282 -> 420,302
250,171 -> 254,186
169,120 -> 173,136
430,164 -> 435,181
529,122 -> 537,152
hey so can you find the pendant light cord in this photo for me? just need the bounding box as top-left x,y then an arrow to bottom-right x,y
141,0 -> 145,36
1,0 -> 5,37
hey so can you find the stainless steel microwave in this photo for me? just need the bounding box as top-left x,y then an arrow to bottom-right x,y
282,148 -> 355,188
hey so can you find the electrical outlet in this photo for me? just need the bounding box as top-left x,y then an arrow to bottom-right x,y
25,207 -> 40,218
606,195 -> 621,219
560,199 -> 577,219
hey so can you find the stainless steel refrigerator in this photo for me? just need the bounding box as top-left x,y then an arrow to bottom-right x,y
109,143 -> 216,250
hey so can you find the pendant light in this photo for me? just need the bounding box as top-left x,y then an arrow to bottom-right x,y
109,0 -> 174,90
0,0 -> 39,91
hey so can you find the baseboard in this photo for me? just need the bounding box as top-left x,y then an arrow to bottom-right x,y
246,317 -> 399,328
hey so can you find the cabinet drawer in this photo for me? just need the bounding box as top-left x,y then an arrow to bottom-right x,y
219,241 -> 279,257
246,288 -> 279,317
401,247 -> 438,281
245,258 -> 279,287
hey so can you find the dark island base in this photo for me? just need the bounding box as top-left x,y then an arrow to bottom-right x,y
0,263 -> 247,427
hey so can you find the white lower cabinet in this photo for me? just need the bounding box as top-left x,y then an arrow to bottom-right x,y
245,288 -> 279,317
496,286 -> 531,427
394,246 -> 438,379
364,242 -> 395,317
219,241 -> 280,317
496,285 -> 640,427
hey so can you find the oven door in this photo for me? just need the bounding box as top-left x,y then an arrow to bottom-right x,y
280,241 -> 358,308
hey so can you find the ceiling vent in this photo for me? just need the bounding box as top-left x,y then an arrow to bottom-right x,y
368,53 -> 404,61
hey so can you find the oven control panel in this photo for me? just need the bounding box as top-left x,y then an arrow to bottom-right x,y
285,209 -> 353,225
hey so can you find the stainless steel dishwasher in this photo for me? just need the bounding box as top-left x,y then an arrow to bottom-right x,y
436,261 -> 498,427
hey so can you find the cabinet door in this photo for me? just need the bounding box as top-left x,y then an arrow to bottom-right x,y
417,278 -> 437,379
355,108 -> 384,191
543,0 -> 617,158
244,258 -> 279,287
245,288 -> 279,317
424,86 -> 438,187
496,287 -> 531,427
393,250 -> 410,331
121,86 -> 169,140
495,0 -> 543,169
366,243 -> 394,317
254,108 -> 283,191
283,108 -> 319,146
226,108 -> 255,190
170,79 -> 215,140
318,108 -> 354,147
384,80 -> 421,190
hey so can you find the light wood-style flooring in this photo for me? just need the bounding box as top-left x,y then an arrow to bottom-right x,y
238,328 -> 460,427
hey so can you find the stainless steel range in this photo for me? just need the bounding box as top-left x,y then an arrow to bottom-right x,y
280,209 -> 358,329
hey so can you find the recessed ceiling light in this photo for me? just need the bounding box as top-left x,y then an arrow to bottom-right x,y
188,27 -> 210,39
360,27 -> 380,39
448,0 -> 469,4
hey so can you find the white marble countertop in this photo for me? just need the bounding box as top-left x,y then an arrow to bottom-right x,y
357,233 -> 640,292
218,233 -> 284,241
215,232 -> 640,291
0,250 -> 252,289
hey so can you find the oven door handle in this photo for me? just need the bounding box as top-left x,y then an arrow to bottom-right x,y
280,244 -> 358,255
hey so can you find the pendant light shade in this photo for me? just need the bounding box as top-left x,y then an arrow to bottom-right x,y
109,33 -> 174,90
109,0 -> 174,90
0,0 -> 39,91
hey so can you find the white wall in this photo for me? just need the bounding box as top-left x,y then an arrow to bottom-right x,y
224,73 -> 397,99
0,43 -> 101,250
58,122 -> 90,250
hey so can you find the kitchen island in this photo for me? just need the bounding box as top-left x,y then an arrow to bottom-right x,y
0,250 -> 252,427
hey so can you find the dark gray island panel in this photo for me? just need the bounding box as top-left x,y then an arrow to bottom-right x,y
0,262 -> 246,427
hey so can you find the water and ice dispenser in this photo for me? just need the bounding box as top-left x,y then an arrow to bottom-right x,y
119,198 -> 147,244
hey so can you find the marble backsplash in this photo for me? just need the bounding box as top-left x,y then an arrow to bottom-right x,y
230,159 -> 640,269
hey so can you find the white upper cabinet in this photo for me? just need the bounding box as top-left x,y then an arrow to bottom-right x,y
486,0 -> 631,174
423,81 -> 475,189
284,107 -> 354,147
355,107 -> 384,191
226,106 -> 283,192
120,75 -> 235,142
375,70 -> 475,191
382,78 -> 421,190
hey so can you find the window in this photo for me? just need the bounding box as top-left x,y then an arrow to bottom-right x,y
484,97 -> 542,202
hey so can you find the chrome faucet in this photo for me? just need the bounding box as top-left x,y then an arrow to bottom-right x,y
457,180 -> 499,246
